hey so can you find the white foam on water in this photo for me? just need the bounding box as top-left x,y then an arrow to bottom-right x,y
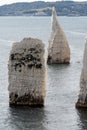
66,30 -> 86,36
0,38 -> 15,43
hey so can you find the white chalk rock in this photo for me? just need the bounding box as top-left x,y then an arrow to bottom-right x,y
76,39 -> 87,108
47,7 -> 70,64
8,38 -> 46,106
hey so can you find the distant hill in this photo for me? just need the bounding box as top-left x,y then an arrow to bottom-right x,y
0,1 -> 87,16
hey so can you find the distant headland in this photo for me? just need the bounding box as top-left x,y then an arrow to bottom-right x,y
0,1 -> 87,16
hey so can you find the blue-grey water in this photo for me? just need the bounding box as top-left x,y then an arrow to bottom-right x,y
0,16 -> 87,130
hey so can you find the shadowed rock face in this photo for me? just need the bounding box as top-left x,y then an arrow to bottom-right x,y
8,38 -> 46,106
47,7 -> 70,64
76,39 -> 87,108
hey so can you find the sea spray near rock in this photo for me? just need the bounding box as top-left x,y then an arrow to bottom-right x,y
76,38 -> 87,108
8,38 -> 46,106
47,7 -> 70,64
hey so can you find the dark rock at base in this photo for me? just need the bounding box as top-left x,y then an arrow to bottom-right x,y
9,92 -> 44,106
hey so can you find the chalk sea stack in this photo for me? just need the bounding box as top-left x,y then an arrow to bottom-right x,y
47,7 -> 70,64
76,39 -> 87,108
8,38 -> 46,106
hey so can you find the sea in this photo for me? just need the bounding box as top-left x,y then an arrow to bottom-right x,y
0,16 -> 87,130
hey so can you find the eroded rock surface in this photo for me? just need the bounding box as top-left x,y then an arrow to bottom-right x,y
47,7 -> 70,64
76,39 -> 87,108
8,38 -> 46,106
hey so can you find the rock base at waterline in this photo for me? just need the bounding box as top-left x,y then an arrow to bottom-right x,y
76,101 -> 87,108
9,92 -> 44,106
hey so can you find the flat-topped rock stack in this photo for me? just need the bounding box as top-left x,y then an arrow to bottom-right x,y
8,38 -> 46,106
47,7 -> 70,64
76,38 -> 87,108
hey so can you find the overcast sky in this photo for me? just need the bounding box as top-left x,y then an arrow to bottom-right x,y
0,0 -> 87,6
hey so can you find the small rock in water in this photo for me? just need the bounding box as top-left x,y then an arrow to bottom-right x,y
47,7 -> 70,64
8,37 -> 46,106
